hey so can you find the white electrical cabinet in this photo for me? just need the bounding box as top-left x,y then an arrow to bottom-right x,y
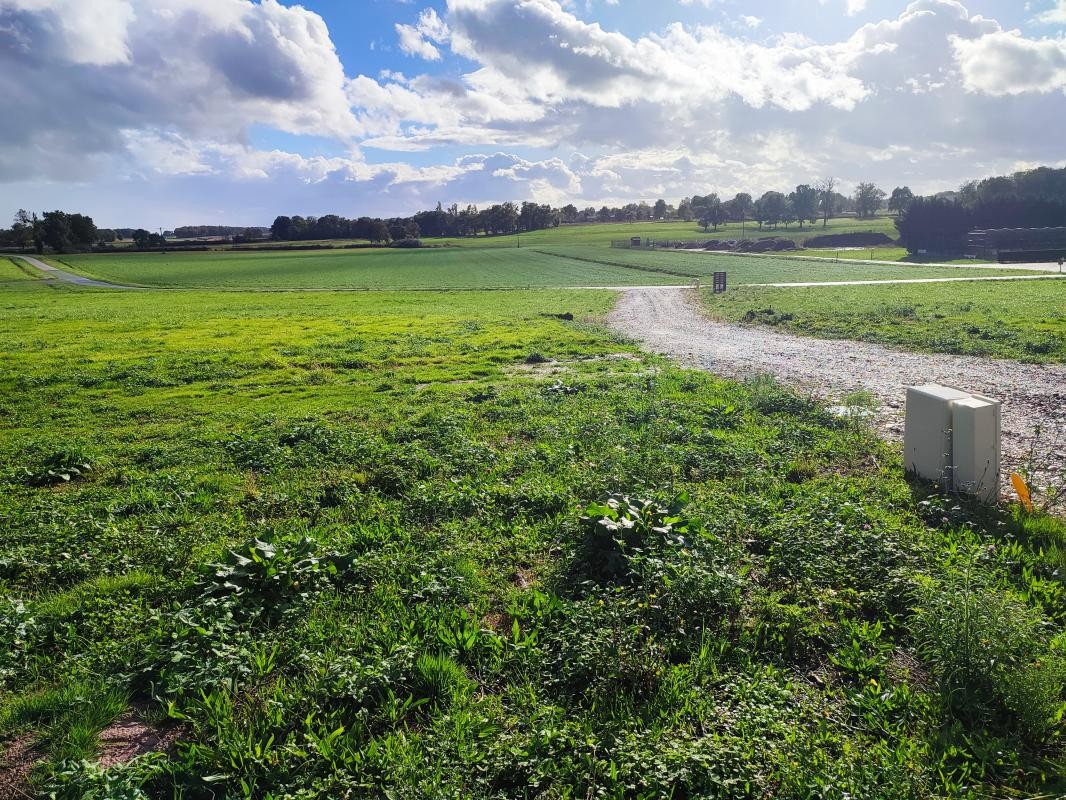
904,384 -> 971,484
904,383 -> 1001,502
952,395 -> 1001,502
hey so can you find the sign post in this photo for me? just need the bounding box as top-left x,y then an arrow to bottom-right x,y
713,272 -> 727,293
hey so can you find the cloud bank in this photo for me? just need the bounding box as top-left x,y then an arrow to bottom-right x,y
1,0 -> 1064,225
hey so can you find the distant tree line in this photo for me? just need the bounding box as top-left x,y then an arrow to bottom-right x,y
268,201 -> 562,244
895,166 -> 1066,253
174,225 -> 269,239
0,209 -> 99,253
5,166 -> 1064,254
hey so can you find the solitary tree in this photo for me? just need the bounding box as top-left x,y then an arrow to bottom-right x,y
854,182 -> 887,219
754,191 -> 786,229
816,177 -> 836,227
888,186 -> 914,216
10,210 -> 37,250
789,185 -> 819,228
653,199 -> 668,219
731,193 -> 753,223
697,194 -> 724,231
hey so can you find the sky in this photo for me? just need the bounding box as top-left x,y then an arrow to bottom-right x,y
0,0 -> 1064,229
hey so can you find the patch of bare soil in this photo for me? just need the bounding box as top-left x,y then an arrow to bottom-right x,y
97,706 -> 184,769
0,734 -> 39,800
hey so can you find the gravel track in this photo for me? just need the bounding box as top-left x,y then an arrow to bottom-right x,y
608,287 -> 1066,493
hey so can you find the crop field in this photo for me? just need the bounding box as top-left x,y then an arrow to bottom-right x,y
50,248 -> 690,289
703,278 -> 1066,362
436,215 -> 901,248
46,245 -> 1027,290
0,277 -> 1063,797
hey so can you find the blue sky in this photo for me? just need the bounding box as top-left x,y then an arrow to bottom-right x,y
1,0 -> 1064,228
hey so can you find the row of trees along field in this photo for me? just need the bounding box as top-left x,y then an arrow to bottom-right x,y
266,182 -> 895,244
269,201 -> 559,243
0,210 -> 182,253
4,167 -> 1064,253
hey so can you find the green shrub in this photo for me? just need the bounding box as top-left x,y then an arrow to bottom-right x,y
411,653 -> 471,709
912,577 -> 1066,743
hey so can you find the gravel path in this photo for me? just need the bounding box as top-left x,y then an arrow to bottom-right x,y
688,249 -> 1066,274
14,255 -> 142,289
608,287 -> 1066,493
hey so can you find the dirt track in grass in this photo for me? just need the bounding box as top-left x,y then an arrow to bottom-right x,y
608,286 -> 1066,495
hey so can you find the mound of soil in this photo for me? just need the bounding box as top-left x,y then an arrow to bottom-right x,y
735,237 -> 797,253
703,237 -> 796,253
802,232 -> 896,248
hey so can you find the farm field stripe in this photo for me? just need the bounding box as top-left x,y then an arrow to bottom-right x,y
532,248 -> 701,279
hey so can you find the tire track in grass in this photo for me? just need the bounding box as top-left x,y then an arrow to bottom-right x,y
532,248 -> 701,280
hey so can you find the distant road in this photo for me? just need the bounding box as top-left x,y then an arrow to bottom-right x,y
13,255 -> 143,289
746,274 -> 1066,288
686,249 -> 1066,274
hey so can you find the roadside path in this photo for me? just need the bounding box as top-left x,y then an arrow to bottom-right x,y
608,287 -> 1066,493
747,274 -> 1065,288
685,249 -> 1065,274
14,255 -> 144,289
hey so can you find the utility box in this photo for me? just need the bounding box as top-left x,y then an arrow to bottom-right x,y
904,383 -> 1002,502
951,395 -> 1001,502
904,384 -> 971,484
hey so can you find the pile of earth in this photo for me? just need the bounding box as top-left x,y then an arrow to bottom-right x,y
802,232 -> 896,248
702,237 -> 797,253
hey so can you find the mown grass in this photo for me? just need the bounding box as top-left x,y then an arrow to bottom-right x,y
0,280 -> 1063,798
43,244 -> 1025,290
703,278 -> 1066,362
0,257 -> 42,284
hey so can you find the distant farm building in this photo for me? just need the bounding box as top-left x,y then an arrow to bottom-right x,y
966,227 -> 1066,262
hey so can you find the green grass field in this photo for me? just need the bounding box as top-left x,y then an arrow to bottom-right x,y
125,216 -> 902,254
0,277 -> 1063,797
703,278 -> 1066,362
51,248 -> 690,289
0,258 -> 42,284
47,244 -> 1026,290
537,246 -> 1028,283
435,214 -> 901,248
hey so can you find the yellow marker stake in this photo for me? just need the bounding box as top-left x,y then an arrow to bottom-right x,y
1010,472 -> 1033,513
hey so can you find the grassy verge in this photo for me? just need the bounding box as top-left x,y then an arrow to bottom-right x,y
798,247 -> 996,265
48,249 -> 696,289
0,282 -> 1063,797
702,279 -> 1066,362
